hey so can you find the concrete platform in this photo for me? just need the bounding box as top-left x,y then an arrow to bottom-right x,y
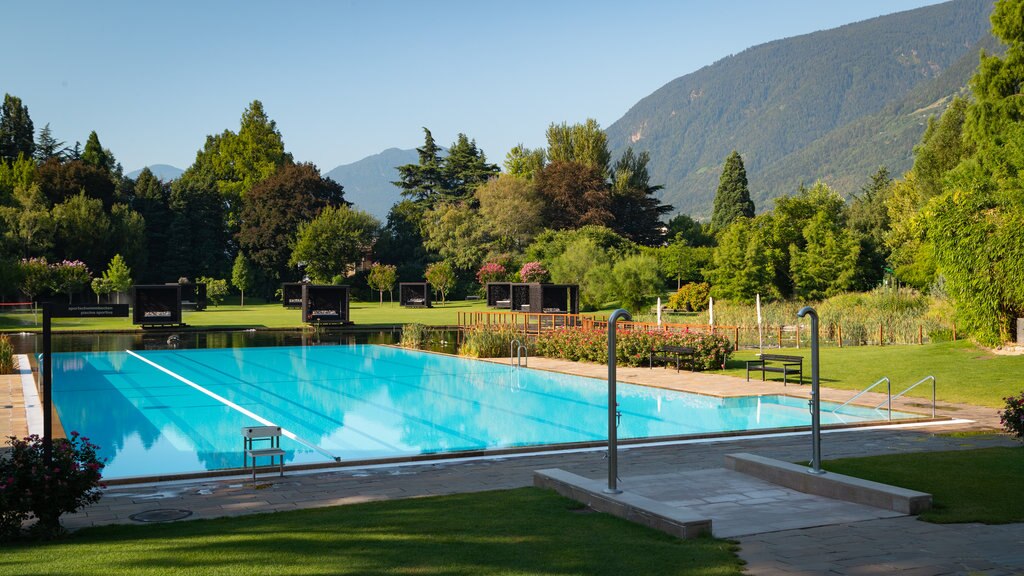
533,461 -> 907,538
725,452 -> 932,514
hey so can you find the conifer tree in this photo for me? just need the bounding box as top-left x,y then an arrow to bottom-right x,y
0,94 -> 35,164
710,151 -> 754,231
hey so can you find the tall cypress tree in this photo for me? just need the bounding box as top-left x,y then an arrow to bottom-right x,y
393,128 -> 445,205
0,94 -> 35,163
711,150 -> 754,231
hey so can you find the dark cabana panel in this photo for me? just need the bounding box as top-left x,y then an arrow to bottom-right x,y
167,282 -> 207,311
132,284 -> 183,326
486,282 -> 512,308
511,283 -> 535,312
282,282 -> 305,308
399,282 -> 431,308
301,284 -> 351,324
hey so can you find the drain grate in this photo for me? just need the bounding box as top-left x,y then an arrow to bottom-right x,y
129,508 -> 193,523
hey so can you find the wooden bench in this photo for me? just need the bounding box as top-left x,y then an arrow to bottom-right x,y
746,354 -> 803,386
242,425 -> 285,484
650,345 -> 696,372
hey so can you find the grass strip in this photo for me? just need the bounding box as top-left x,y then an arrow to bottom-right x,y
0,487 -> 744,575
823,446 -> 1024,523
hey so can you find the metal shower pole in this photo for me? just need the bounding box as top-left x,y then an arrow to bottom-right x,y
605,308 -> 632,494
797,306 -> 824,474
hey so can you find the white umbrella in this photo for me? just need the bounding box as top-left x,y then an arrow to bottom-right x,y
709,296 -> 714,326
756,293 -> 764,354
657,297 -> 662,327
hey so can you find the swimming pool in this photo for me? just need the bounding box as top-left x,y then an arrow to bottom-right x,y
51,344 -> 923,478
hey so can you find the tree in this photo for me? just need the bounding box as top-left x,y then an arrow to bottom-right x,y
374,199 -> 428,280
131,168 -> 171,281
49,260 -> 91,304
503,145 -> 546,179
789,211 -> 860,300
51,192 -> 111,272
290,205 -> 379,283
612,254 -> 662,312
0,94 -> 34,164
534,161 -> 612,230
238,162 -> 344,284
165,172 -> 229,279
768,181 -> 847,297
545,119 -> 610,177
666,213 -> 714,247
923,0 -> 1024,344
548,238 -> 614,310
706,216 -> 779,303
609,148 -> 672,245
90,276 -> 112,304
393,128 -> 445,204
421,202 -> 488,272
660,235 -> 700,290
34,123 -> 66,162
847,167 -> 893,290
367,263 -> 398,305
18,257 -> 51,309
37,158 -> 117,208
441,133 -> 499,202
109,204 -> 147,277
710,151 -> 754,231
81,131 -> 114,174
476,174 -> 543,253
0,183 -> 53,257
198,277 -> 229,306
424,261 -> 456,305
101,254 -> 133,303
231,253 -> 255,307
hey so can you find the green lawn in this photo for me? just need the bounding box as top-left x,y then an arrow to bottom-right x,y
823,446 -> 1024,524
0,300 -> 498,332
0,488 -> 743,576
715,341 -> 1024,408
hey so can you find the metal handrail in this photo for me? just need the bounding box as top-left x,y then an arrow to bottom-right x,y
833,377 -> 891,420
510,339 -> 528,368
877,375 -> 936,417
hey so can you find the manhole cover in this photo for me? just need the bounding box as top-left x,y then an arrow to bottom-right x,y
129,509 -> 193,523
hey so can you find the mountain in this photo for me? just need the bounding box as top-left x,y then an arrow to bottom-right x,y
324,148 -> 417,219
605,0 -> 994,218
125,164 -> 184,181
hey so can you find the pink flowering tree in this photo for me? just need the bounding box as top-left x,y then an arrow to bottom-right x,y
476,262 -> 507,286
519,261 -> 548,283
49,260 -> 91,304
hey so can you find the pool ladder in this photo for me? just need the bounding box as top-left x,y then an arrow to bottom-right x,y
510,339 -> 528,368
831,375 -> 936,421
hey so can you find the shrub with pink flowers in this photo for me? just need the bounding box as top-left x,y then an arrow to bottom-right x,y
519,261 -> 548,283
0,432 -> 105,540
1000,392 -> 1024,440
533,327 -> 733,371
476,262 -> 508,285
49,260 -> 92,304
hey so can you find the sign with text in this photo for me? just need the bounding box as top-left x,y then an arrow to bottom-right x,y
50,304 -> 129,318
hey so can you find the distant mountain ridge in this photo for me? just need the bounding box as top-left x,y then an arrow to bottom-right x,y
324,148 -> 416,219
126,164 -> 184,181
605,0 -> 994,218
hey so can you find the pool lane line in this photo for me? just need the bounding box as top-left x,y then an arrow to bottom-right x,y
125,349 -> 340,463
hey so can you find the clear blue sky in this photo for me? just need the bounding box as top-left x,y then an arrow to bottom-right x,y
4,0 -> 947,174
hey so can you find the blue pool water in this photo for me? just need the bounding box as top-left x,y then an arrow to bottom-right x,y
51,345 -> 922,478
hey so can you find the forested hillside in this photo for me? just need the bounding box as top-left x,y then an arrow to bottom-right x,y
606,0 -> 994,217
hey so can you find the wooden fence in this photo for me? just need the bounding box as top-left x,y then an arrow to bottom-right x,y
457,311 -> 955,349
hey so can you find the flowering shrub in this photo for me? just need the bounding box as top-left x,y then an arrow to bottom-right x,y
533,328 -> 733,370
476,262 -> 507,285
1000,392 -> 1024,440
519,261 -> 548,283
0,432 -> 105,540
